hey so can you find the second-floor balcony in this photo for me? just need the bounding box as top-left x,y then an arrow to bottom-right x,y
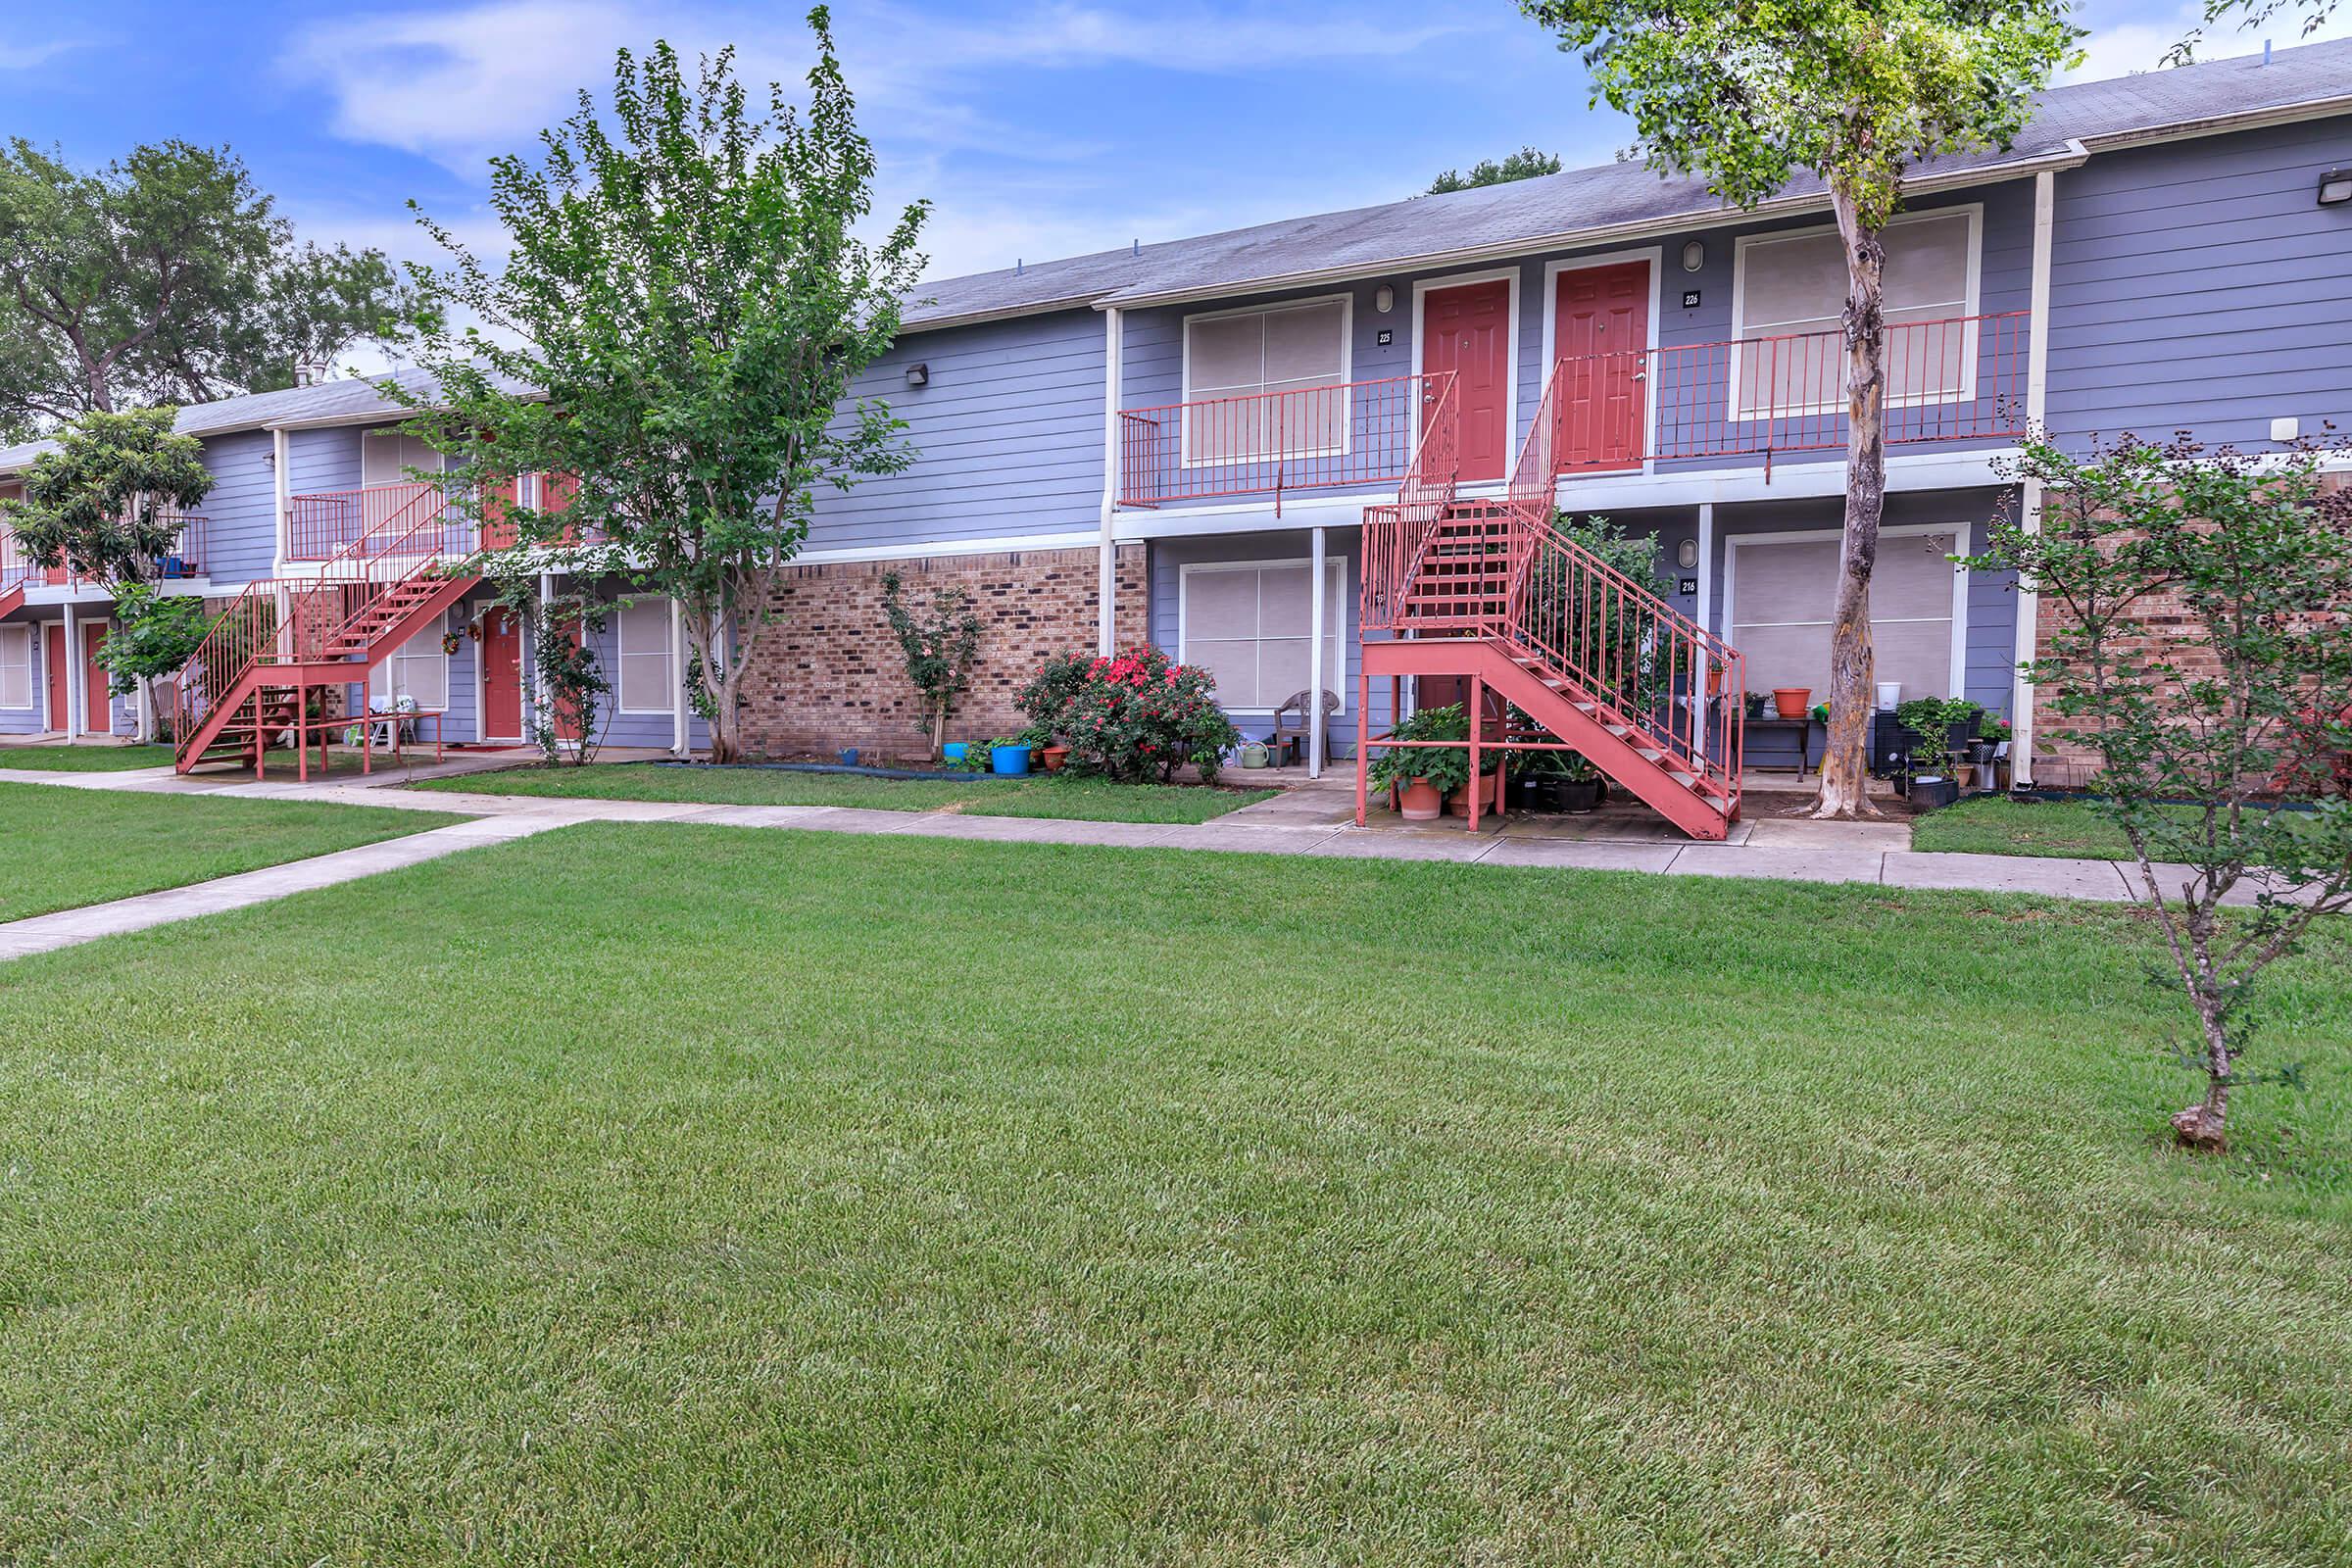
286,475 -> 594,564
1115,312 -> 2030,511
0,512 -> 210,594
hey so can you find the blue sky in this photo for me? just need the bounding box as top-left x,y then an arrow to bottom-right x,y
6,0 -> 2343,295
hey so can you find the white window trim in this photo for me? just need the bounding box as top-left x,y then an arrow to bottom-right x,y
1175,556 -> 1349,714
1720,521 -> 1971,699
1178,294 -> 1355,469
614,598 -> 674,714
0,623 -> 31,710
1410,264 -> 1524,482
1727,204 -> 1984,422
1537,248 -> 1664,480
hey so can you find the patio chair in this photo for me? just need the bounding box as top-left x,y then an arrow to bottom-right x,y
1272,688 -> 1341,769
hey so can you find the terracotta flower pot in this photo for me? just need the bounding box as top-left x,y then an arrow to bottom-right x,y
1773,687 -> 1811,719
1399,777 -> 1443,821
1040,745 -> 1069,772
1447,789 -> 1472,817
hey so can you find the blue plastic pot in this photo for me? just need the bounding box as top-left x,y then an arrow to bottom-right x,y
839,747 -> 860,767
941,742 -> 969,763
990,743 -> 1033,777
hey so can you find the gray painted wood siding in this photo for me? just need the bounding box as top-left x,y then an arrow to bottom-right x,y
2046,115 -> 2352,448
805,309 -> 1107,555
195,429 -> 279,583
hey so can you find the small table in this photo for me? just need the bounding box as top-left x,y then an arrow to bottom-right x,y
358,709 -> 446,773
1744,714 -> 1816,778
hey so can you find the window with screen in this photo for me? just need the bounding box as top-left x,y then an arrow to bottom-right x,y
0,625 -> 30,710
1731,209 -> 1978,417
1179,561 -> 1347,712
369,623 -> 450,711
616,600 -> 673,713
1182,299 -> 1350,464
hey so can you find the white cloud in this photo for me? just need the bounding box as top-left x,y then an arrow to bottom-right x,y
0,37 -> 84,71
2065,0 -> 2352,82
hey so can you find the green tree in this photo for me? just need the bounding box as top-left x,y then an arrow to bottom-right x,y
3,405 -> 216,740
0,139 -> 408,427
881,570 -> 983,761
1426,147 -> 1563,194
0,406 -> 211,584
397,8 -> 928,763
1521,0 -> 2080,818
1967,432 -> 2352,1153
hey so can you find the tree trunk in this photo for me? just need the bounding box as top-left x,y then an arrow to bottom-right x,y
683,604 -> 742,764
1811,191 -> 1889,820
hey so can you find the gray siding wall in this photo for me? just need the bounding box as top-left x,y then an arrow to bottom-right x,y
803,308 -> 1107,557
2046,115 -> 2352,448
197,429 -> 279,584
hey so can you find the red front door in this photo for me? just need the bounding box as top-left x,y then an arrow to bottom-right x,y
81,621 -> 112,734
479,476 -> 518,553
1421,279 -> 1513,482
481,608 -> 523,740
44,623 -> 66,732
1553,260 -> 1650,473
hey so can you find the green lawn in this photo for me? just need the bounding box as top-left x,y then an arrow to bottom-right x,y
3,824 -> 2347,1563
0,781 -> 466,921
0,743 -> 177,771
1914,796 -> 2323,864
414,761 -> 1278,823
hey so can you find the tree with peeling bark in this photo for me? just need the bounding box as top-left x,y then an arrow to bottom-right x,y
394,8 -> 928,762
1969,432 -> 2352,1153
1520,0 -> 2080,817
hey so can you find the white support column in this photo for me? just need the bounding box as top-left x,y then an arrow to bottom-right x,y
669,596 -> 688,757
1308,524 -> 1327,779
272,426 -> 291,569
1097,307 -> 1123,657
62,602 -> 82,736
2011,168 -> 2057,786
1694,503 -> 1715,773
534,571 -> 555,744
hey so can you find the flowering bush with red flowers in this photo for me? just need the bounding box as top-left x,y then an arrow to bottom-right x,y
1017,645 -> 1240,782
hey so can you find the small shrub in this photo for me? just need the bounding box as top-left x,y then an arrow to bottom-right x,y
1020,646 -> 1238,783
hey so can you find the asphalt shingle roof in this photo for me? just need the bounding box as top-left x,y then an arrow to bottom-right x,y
904,36 -> 2352,326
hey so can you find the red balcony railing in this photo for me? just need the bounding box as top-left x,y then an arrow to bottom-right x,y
1562,311 -> 2029,475
288,482 -> 475,562
0,513 -> 208,590
1119,373 -> 1456,513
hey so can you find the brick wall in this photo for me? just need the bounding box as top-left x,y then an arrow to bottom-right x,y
2026,472 -> 2349,786
737,544 -> 1148,760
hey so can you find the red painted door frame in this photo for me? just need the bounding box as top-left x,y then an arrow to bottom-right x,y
44,622 -> 66,732
1420,278 -> 1513,483
481,607 -> 523,740
80,620 -> 112,734
1552,259 -> 1651,473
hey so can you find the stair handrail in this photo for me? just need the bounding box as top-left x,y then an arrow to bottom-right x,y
1500,505 -> 1744,808
1359,370 -> 1459,631
172,578 -> 281,769
314,479 -> 467,657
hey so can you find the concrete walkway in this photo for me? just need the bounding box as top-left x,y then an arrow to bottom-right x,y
0,762 -> 2298,962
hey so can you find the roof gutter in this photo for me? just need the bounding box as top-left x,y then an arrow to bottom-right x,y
1088,142 -> 2091,315
2074,91 -> 2352,154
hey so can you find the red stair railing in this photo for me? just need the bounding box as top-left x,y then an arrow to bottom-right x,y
1501,505 -> 1744,810
311,479 -> 469,653
1358,373 -> 1460,631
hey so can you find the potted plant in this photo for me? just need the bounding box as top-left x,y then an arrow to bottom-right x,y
1743,690 -> 1768,720
1368,704 -> 1472,821
1896,697 -> 1976,808
941,741 -> 970,765
1018,721 -> 1068,772
987,736 -> 1032,776
1554,752 -> 1604,813
1773,686 -> 1811,719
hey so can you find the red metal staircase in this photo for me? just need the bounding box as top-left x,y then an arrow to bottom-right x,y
1357,363 -> 1747,840
172,482 -> 479,776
